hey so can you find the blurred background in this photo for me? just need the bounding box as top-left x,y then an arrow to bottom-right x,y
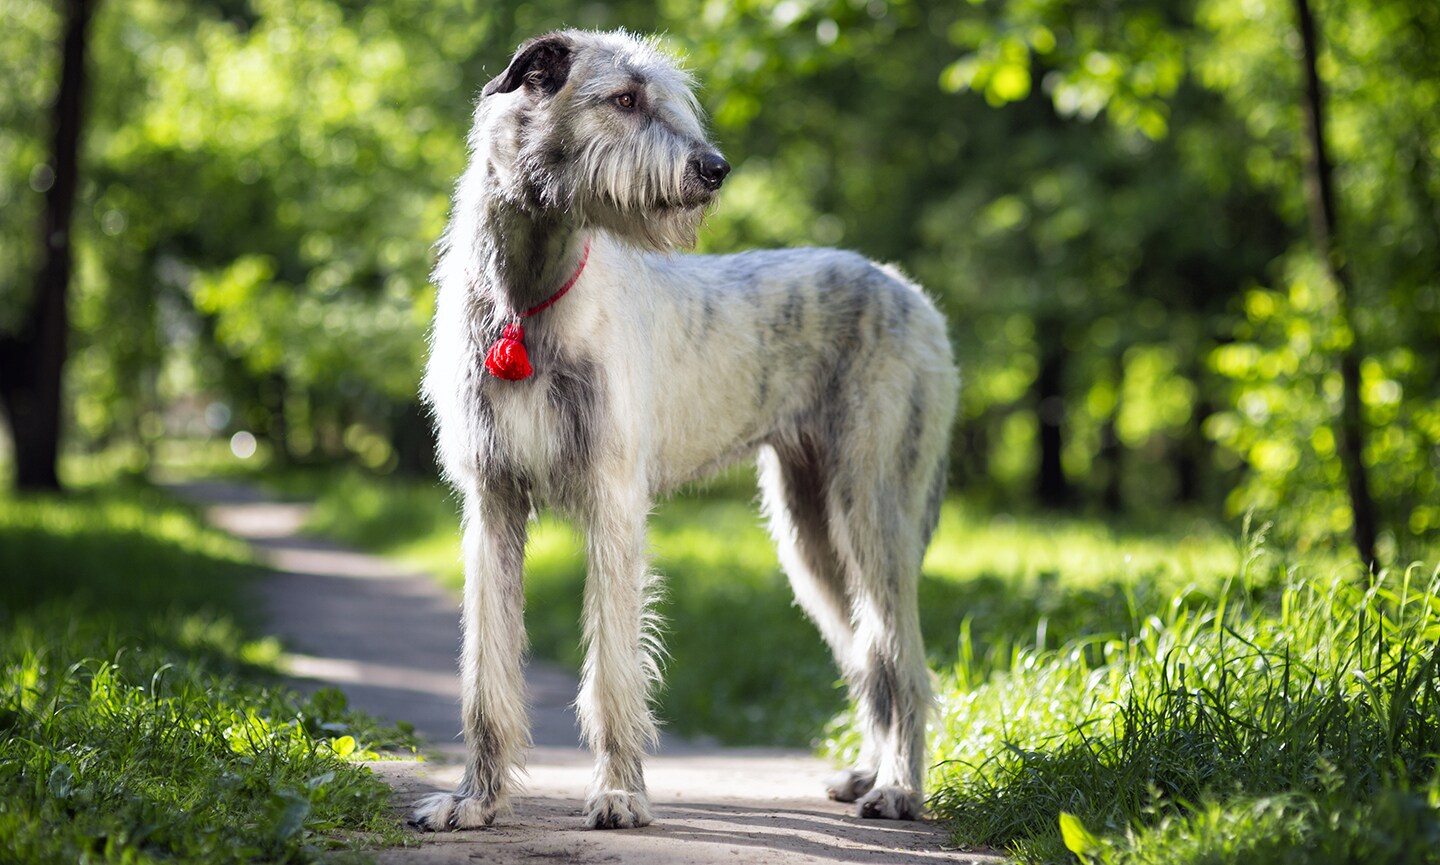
2,0 -> 1437,561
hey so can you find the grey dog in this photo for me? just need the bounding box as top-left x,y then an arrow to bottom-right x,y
412,29 -> 958,831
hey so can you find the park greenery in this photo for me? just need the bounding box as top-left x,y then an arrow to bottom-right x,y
3,0 -> 1439,862
0,481 -> 416,863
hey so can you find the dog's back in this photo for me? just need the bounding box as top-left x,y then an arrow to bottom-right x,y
619,243 -> 955,496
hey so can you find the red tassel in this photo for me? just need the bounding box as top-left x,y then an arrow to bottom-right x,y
484,322 -> 533,381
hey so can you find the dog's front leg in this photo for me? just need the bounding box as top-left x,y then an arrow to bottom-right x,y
576,488 -> 659,829
411,485 -> 529,830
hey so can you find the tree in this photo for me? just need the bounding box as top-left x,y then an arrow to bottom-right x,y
1292,0 -> 1378,569
0,0 -> 95,492
1200,0 -> 1439,558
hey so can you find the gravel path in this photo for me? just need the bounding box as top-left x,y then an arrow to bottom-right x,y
171,480 -> 997,864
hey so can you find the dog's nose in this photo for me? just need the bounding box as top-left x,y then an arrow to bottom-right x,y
692,152 -> 731,191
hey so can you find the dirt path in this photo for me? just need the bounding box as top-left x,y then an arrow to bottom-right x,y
171,480 -> 998,864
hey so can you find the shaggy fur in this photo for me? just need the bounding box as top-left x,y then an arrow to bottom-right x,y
411,29 -> 958,832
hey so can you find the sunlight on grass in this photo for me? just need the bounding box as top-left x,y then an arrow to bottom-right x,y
923,504 -> 1239,590
517,497 -> 827,743
0,485 -> 416,863
0,485 -> 254,625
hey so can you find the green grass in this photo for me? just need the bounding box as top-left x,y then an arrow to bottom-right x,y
301,468 -> 1440,863
905,554 -> 1440,864
0,483 -> 415,864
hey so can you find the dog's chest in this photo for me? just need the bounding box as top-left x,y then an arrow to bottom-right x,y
480,350 -> 600,498
487,384 -> 554,465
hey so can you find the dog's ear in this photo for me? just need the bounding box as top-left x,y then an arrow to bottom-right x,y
482,34 -> 573,98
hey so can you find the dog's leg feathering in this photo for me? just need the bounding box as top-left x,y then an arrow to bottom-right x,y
757,441 -> 887,805
576,486 -> 660,829
410,486 -> 530,831
832,456 -> 935,821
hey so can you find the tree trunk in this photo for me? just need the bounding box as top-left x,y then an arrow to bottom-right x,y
1175,396 -> 1212,505
1099,359 -> 1123,515
0,0 -> 95,492
1292,0 -> 1379,571
1175,355 -> 1213,505
262,371 -> 290,464
392,399 -> 438,477
1034,321 -> 1070,508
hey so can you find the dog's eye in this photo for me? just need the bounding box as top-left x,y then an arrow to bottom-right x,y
613,92 -> 637,111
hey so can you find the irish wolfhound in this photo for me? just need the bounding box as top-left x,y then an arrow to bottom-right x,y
412,29 -> 957,831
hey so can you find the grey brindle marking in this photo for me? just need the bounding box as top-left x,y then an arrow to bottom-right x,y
412,29 -> 959,831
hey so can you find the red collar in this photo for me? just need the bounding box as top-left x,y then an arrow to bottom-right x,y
482,238 -> 591,382
520,238 -> 590,318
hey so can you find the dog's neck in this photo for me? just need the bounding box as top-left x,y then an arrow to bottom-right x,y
454,164 -> 588,321
477,205 -> 587,318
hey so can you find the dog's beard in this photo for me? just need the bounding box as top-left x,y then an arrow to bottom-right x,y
582,199 -> 709,252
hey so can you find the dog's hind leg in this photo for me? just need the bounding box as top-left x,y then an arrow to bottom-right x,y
575,481 -> 660,829
758,439 -> 877,802
836,491 -> 931,820
410,483 -> 530,830
827,389 -> 944,821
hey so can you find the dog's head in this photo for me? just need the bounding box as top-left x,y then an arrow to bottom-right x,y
473,29 -> 728,251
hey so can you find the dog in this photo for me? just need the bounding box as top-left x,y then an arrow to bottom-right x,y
411,29 -> 958,831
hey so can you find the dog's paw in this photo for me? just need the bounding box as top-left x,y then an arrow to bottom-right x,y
856,785 -> 921,820
408,791 -> 503,831
825,768 -> 878,803
584,790 -> 653,829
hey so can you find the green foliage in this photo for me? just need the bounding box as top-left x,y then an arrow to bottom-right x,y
0,0 -> 56,335
940,0 -> 1184,138
0,486 -> 413,863
918,503 -> 1242,668
1059,811 -> 1102,862
1206,253 -> 1436,555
